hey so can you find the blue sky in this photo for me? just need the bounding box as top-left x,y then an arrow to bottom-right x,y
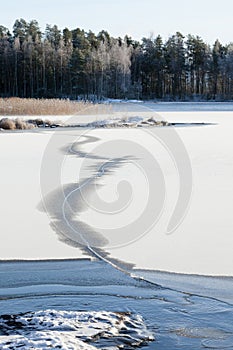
1,0 -> 233,44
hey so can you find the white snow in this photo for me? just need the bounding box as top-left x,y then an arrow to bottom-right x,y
0,309 -> 154,349
106,110 -> 233,275
0,131 -> 87,260
1,102 -> 233,275
85,115 -> 144,127
0,333 -> 97,350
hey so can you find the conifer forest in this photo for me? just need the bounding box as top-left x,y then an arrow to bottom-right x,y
1,19 -> 233,100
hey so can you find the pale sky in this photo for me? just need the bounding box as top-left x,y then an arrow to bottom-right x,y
1,0 -> 233,45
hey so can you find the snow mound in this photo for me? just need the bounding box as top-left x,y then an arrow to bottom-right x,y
84,116 -> 169,128
0,309 -> 154,349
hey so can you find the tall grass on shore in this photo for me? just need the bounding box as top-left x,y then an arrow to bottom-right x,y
0,98 -> 101,116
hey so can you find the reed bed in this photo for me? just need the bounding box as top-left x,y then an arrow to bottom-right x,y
0,98 -> 100,116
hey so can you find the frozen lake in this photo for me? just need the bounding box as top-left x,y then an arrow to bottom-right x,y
1,259 -> 233,349
1,101 -> 233,349
1,101 -> 233,275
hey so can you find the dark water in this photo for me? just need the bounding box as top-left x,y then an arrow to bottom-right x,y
0,259 -> 233,349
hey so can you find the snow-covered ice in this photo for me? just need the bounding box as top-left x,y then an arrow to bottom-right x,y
1,101 -> 233,275
2,101 -> 233,349
0,309 -> 154,349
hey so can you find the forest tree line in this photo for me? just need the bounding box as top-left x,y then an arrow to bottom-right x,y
1,19 -> 233,100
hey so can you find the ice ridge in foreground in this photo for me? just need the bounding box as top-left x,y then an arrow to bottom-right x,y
0,309 -> 154,349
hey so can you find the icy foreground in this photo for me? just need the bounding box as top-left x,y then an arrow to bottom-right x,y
0,309 -> 154,349
1,259 -> 233,349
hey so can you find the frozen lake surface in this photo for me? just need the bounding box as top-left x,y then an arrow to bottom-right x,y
1,259 -> 233,349
1,101 -> 233,348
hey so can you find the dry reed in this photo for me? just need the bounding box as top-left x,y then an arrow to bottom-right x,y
0,98 -> 99,116
0,118 -> 35,130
